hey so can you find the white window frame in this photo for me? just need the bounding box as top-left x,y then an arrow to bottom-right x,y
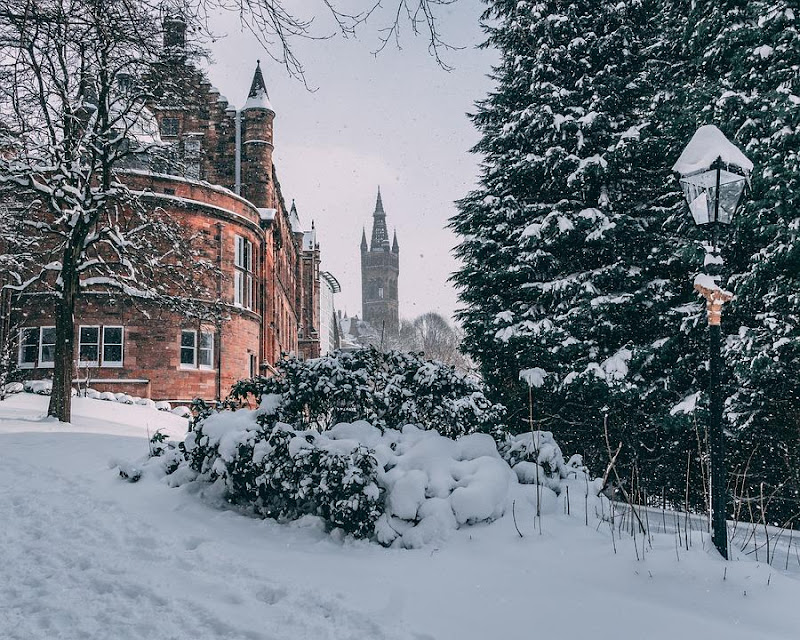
38,326 -> 56,368
180,329 -> 214,370
234,235 -> 253,310
17,327 -> 39,369
78,325 -> 100,367
180,329 -> 197,369
102,326 -> 124,368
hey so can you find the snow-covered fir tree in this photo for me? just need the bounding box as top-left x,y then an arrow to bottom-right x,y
453,0 -> 799,513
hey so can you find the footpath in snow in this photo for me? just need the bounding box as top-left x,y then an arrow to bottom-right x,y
1,393 -> 799,640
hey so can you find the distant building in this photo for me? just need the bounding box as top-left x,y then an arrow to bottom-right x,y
360,189 -> 400,340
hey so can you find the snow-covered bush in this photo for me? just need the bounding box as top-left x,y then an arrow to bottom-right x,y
499,431 -> 568,495
183,404 -> 383,538
24,380 -> 52,395
3,381 -> 24,395
155,401 -> 172,412
161,397 -> 528,547
229,347 -> 507,438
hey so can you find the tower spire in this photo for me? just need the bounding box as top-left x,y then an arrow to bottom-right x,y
370,187 -> 389,250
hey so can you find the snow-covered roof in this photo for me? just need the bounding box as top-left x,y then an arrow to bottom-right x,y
243,61 -> 274,112
243,90 -> 273,112
672,125 -> 753,175
289,204 -> 302,234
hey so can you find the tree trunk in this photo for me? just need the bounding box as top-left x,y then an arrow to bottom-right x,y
47,266 -> 77,422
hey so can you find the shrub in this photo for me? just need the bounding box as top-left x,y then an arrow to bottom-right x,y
229,347 -> 507,438
182,407 -> 383,538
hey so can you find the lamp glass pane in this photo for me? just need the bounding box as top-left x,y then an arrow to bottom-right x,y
679,169 -> 746,225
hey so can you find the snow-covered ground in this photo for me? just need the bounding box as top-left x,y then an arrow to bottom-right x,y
2,393 -> 799,640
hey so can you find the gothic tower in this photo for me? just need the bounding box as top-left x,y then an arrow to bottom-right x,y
361,188 -> 399,338
240,61 -> 274,208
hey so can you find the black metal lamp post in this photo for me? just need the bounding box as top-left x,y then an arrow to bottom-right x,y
673,125 -> 752,559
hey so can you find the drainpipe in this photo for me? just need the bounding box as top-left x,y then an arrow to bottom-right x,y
215,222 -> 222,401
235,110 -> 241,196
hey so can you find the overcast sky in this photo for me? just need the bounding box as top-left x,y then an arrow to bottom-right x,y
204,1 -> 497,323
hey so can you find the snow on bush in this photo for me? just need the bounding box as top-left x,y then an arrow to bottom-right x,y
498,431 -> 569,495
171,406 -> 191,418
24,380 -> 53,395
3,381 -> 24,395
229,347 -> 507,438
136,397 -> 157,409
156,400 -> 530,547
155,401 -> 172,412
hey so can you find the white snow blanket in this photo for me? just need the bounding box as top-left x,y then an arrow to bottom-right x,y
2,393 -> 800,640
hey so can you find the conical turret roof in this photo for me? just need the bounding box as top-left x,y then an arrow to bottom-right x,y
243,61 -> 273,111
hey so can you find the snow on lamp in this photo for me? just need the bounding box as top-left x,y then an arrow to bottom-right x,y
672,125 -> 752,226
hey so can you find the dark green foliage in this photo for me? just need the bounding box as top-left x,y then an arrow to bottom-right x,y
229,347 -> 507,439
183,416 -> 383,538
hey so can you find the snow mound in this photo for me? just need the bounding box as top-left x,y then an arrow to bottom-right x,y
360,426 -> 515,547
3,381 -> 24,395
672,124 -> 753,175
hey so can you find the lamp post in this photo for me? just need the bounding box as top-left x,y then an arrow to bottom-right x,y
673,125 -> 752,559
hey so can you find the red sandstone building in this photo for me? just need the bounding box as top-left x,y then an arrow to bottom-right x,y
5,22 -> 324,402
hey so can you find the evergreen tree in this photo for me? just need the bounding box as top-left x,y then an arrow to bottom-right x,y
451,0 -> 705,483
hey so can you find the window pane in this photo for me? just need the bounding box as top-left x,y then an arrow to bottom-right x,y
80,326 -> 99,344
180,347 -> 195,365
198,332 -> 213,367
19,328 -> 38,364
40,327 -> 56,363
104,345 -> 122,363
180,330 -> 195,366
104,327 -> 122,344
234,271 -> 242,305
80,344 -> 99,362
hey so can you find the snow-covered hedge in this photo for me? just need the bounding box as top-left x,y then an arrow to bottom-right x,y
182,402 -> 383,538
156,397 -> 564,547
229,348 -> 507,438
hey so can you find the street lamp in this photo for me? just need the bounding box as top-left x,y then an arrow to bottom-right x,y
673,124 -> 752,559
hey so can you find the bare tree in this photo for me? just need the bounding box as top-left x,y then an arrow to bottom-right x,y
396,312 -> 472,372
194,0 -> 460,78
0,0 -> 220,421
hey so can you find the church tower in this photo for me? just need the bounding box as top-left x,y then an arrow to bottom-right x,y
361,188 -> 399,339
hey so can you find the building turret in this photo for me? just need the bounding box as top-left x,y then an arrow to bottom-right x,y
361,228 -> 368,253
240,61 -> 275,208
360,188 -> 400,338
